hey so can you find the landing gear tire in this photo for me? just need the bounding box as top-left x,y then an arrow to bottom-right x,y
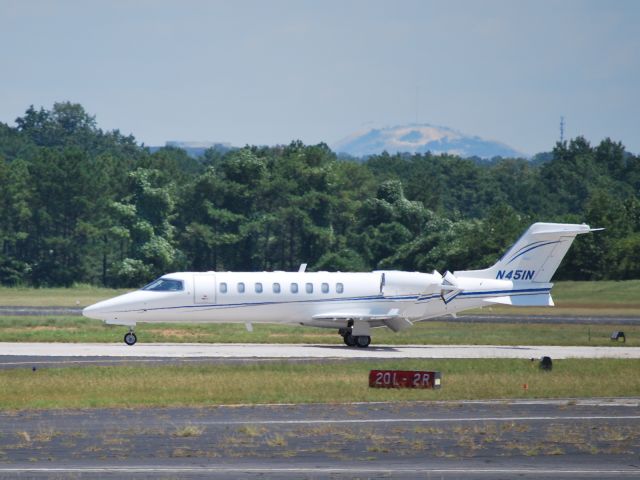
124,332 -> 137,346
355,335 -> 371,348
343,333 -> 357,347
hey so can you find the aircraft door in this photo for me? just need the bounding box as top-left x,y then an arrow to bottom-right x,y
193,274 -> 216,304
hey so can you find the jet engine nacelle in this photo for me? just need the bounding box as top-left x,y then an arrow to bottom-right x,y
379,270 -> 442,297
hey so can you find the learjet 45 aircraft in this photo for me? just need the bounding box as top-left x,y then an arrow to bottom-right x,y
83,222 -> 597,347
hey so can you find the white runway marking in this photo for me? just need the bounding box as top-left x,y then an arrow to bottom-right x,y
1,342 -> 640,359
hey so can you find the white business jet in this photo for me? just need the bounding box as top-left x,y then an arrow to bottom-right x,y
83,222 -> 597,347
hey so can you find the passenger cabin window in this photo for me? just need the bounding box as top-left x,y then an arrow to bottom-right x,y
255,282 -> 263,293
306,283 -> 313,294
290,283 -> 298,294
321,283 -> 329,294
336,283 -> 344,294
273,283 -> 281,293
237,282 -> 245,293
219,282 -> 227,294
142,278 -> 184,292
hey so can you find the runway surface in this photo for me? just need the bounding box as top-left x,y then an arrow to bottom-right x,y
0,342 -> 639,367
0,399 -> 638,479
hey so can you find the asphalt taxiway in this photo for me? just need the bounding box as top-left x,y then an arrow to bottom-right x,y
0,399 -> 638,479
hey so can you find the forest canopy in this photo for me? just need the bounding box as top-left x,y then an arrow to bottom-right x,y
1,102 -> 639,287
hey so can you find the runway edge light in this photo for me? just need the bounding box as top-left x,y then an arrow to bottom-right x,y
540,356 -> 553,371
611,331 -> 626,342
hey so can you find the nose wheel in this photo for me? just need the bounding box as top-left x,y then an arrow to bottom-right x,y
124,330 -> 137,346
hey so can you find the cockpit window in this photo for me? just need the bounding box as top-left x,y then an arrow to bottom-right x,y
142,278 -> 184,292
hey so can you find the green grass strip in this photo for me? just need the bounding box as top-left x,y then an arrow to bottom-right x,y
0,316 -> 638,346
1,359 -> 638,410
0,285 -> 131,307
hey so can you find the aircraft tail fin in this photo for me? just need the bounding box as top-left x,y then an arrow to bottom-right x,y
454,222 -> 597,283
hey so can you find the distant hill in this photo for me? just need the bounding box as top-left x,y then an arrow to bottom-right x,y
332,124 -> 526,159
149,141 -> 233,158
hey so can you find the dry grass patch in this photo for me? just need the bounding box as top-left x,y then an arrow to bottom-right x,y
265,433 -> 287,447
598,426 -> 632,442
33,428 -> 61,442
172,424 -> 205,437
3,326 -> 80,333
237,425 -> 266,437
149,329 -> 202,340
102,436 -> 130,446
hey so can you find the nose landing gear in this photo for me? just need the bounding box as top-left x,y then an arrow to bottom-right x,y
124,329 -> 137,346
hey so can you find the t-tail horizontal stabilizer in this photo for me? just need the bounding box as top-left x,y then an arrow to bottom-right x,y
482,293 -> 554,307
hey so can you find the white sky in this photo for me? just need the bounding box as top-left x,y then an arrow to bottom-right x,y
1,0 -> 638,155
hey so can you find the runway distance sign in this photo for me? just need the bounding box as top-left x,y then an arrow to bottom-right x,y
369,370 -> 442,389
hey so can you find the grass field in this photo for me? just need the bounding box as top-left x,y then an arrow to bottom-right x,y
0,285 -> 130,307
0,359 -> 638,410
0,315 -> 638,345
478,280 -> 640,317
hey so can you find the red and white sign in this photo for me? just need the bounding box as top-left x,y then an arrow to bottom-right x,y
369,370 -> 442,389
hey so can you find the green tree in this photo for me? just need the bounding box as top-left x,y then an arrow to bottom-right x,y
27,147 -> 108,285
357,180 -> 428,268
110,169 -> 181,286
0,158 -> 33,284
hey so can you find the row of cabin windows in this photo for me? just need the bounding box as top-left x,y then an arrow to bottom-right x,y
218,282 -> 344,295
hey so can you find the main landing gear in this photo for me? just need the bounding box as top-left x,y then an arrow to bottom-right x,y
124,328 -> 137,346
339,328 -> 371,348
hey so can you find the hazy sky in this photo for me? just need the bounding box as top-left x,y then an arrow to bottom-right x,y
1,0 -> 638,155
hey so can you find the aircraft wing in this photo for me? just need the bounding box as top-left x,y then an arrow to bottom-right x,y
312,308 -> 400,321
311,308 -> 413,332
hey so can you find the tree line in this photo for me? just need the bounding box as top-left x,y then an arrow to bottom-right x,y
1,102 -> 639,287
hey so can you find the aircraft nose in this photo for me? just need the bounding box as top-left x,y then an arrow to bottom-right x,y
82,302 -> 107,320
81,291 -> 147,322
